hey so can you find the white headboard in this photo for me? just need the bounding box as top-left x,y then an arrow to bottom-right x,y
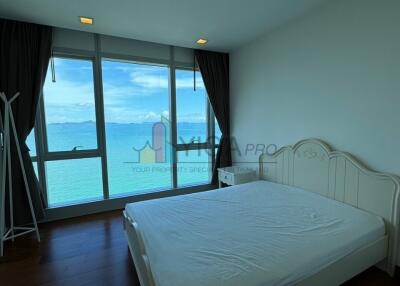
259,138 -> 400,272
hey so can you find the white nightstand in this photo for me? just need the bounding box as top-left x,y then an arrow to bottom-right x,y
217,166 -> 257,188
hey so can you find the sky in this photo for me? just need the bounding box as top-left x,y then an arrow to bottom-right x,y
43,58 -> 207,124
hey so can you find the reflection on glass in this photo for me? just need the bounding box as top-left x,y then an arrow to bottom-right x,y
43,58 -> 97,152
102,60 -> 172,196
46,158 -> 103,206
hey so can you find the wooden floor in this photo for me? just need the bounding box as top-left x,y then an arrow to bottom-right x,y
0,210 -> 397,286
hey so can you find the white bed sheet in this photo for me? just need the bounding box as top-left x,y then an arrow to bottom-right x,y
125,180 -> 385,286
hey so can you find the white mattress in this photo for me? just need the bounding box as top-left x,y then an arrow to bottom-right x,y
125,180 -> 385,286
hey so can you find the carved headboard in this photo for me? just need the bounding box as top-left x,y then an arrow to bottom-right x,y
259,138 -> 400,272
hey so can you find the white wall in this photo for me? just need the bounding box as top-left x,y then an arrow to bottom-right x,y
230,0 -> 400,264
231,0 -> 400,171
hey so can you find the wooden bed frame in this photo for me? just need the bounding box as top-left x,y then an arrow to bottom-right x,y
124,138 -> 400,286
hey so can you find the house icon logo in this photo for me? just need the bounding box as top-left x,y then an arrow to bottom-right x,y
131,116 -> 171,164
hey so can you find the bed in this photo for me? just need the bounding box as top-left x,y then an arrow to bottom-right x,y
123,139 -> 400,286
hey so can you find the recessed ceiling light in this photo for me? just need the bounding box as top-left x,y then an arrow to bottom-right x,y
196,38 -> 208,45
79,16 -> 94,25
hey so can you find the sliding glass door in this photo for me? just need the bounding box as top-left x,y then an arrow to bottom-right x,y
102,60 -> 172,196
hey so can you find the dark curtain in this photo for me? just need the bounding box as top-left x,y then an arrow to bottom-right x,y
0,19 -> 52,225
194,50 -> 231,185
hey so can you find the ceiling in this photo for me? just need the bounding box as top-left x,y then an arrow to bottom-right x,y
0,0 -> 329,51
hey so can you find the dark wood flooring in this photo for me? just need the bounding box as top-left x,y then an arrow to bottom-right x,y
0,210 -> 397,286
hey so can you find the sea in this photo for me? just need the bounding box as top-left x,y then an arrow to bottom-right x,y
27,122 -> 219,207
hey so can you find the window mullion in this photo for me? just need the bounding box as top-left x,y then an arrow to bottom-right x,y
41,150 -> 101,162
170,47 -> 178,189
176,143 -> 210,151
94,34 -> 110,200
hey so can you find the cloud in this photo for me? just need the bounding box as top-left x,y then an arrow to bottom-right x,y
45,105 -> 96,124
104,107 -> 168,123
102,82 -> 144,103
43,78 -> 97,123
44,78 -> 94,107
43,77 -> 170,124
177,113 -> 206,123
43,60 -> 206,124
107,61 -> 205,95
129,70 -> 205,90
162,110 -> 169,118
130,73 -> 168,89
145,111 -> 158,121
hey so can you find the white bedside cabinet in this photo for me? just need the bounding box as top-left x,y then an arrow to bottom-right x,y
217,166 -> 257,188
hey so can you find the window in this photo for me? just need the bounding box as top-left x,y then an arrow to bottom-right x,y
102,60 -> 172,196
31,51 -> 218,208
45,158 -> 103,206
43,58 -> 97,152
40,56 -> 103,207
175,69 -> 213,186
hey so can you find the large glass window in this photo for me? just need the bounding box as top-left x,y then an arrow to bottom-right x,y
43,58 -> 97,152
31,53 -> 218,208
102,60 -> 172,196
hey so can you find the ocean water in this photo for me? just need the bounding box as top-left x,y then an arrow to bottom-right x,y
28,122 -> 218,207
